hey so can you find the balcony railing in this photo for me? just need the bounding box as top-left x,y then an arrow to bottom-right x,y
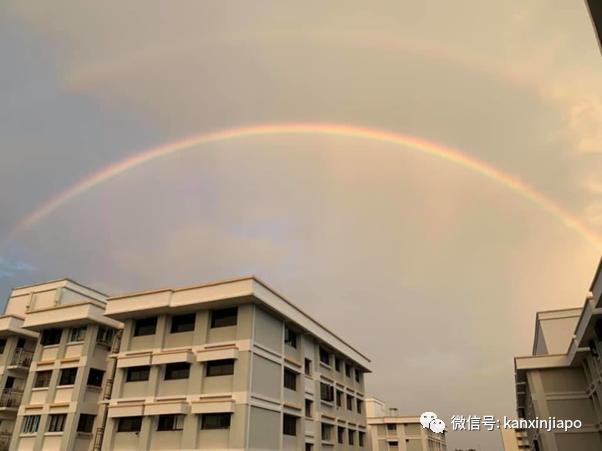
9,348 -> 33,368
93,427 -> 105,451
0,431 -> 12,451
103,379 -> 114,400
0,388 -> 23,408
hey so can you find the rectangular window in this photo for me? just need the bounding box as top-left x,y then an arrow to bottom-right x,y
117,416 -> 142,432
165,362 -> 190,380
283,414 -> 297,436
359,431 -> 365,447
347,394 -> 354,411
157,414 -> 184,431
355,368 -> 361,383
348,430 -> 355,445
336,390 -> 343,407
357,399 -> 363,414
387,424 -> 397,431
201,413 -> 231,430
389,441 -> 399,448
305,445 -> 313,451
284,369 -> 297,391
320,382 -> 334,402
77,414 -> 95,433
304,359 -> 312,376
335,357 -> 341,372
284,327 -> 297,348
48,414 -> 67,433
22,415 -> 40,434
134,317 -> 157,336
87,368 -> 104,387
170,313 -> 196,333
96,326 -> 115,347
34,370 -> 52,388
345,363 -> 352,378
319,348 -> 330,366
0,339 -> 6,354
210,307 -> 238,328
69,326 -> 87,342
41,329 -> 62,346
206,359 -> 234,377
321,423 -> 333,441
59,368 -> 78,386
338,426 -> 345,444
305,399 -> 313,418
126,366 -> 150,382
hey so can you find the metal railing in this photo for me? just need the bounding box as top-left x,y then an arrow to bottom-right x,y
9,349 -> 33,368
111,330 -> 123,354
0,431 -> 12,451
103,379 -> 114,401
0,388 -> 23,408
93,427 -> 104,451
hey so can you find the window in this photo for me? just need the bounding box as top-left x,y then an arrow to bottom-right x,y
5,377 -> 13,389
283,414 -> 297,436
305,399 -> 313,418
336,390 -> 343,407
304,359 -> 312,376
305,445 -> 313,451
284,369 -> 297,391
284,327 -> 297,348
210,307 -> 238,328
347,394 -> 354,411
206,359 -> 234,377
69,326 -> 87,342
157,414 -> 184,431
22,415 -> 40,434
34,370 -> 52,388
134,317 -> 157,336
359,431 -> 365,447
77,414 -> 95,433
117,416 -> 142,432
165,362 -> 190,380
345,363 -> 352,378
355,368 -> 361,383
387,424 -> 397,431
201,413 -> 231,429
97,326 -> 115,346
319,348 -> 330,366
59,368 -> 78,386
41,329 -> 62,346
126,366 -> 150,382
338,426 -> 345,444
48,414 -> 67,432
320,382 -> 334,403
335,357 -> 341,372
170,313 -> 196,333
0,339 -> 6,354
389,441 -> 399,448
321,423 -> 333,441
87,368 -> 104,387
357,399 -> 364,414
349,430 -> 355,445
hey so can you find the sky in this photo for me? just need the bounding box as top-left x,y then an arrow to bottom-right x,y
0,2 -> 601,449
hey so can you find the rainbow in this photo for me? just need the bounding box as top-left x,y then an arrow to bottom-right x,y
4,123 -> 602,250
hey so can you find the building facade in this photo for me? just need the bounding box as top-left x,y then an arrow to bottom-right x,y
500,427 -> 529,451
366,398 -> 446,451
586,0 -> 602,52
0,276 -> 371,451
513,258 -> 602,450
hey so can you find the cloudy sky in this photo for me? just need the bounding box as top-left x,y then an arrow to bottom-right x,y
1,2 -> 601,449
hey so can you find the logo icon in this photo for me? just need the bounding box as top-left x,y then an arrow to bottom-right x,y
420,412 -> 445,434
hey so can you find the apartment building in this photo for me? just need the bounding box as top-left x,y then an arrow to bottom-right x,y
513,257 -> 602,450
4,279 -> 122,451
500,427 -> 529,451
586,0 -> 602,52
365,398 -> 446,451
100,275 -> 371,450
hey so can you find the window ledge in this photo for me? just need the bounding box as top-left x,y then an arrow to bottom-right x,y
56,385 -> 75,389
86,385 -> 102,391
67,341 -> 84,346
319,362 -> 333,370
320,400 -> 334,407
45,432 -> 64,436
76,432 -> 93,438
42,344 -> 60,349
32,387 -> 49,392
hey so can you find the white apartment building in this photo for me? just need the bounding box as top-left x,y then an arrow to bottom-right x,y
513,257 -> 602,450
3,279 -> 122,451
365,398 -> 446,451
101,276 -> 371,451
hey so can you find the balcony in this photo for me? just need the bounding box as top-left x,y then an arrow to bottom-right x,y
0,388 -> 23,409
9,348 -> 33,369
0,432 -> 12,451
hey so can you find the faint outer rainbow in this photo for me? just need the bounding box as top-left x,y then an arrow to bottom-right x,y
5,123 -> 602,250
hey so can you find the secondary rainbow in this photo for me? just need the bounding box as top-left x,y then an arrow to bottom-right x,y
5,123 -> 602,250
